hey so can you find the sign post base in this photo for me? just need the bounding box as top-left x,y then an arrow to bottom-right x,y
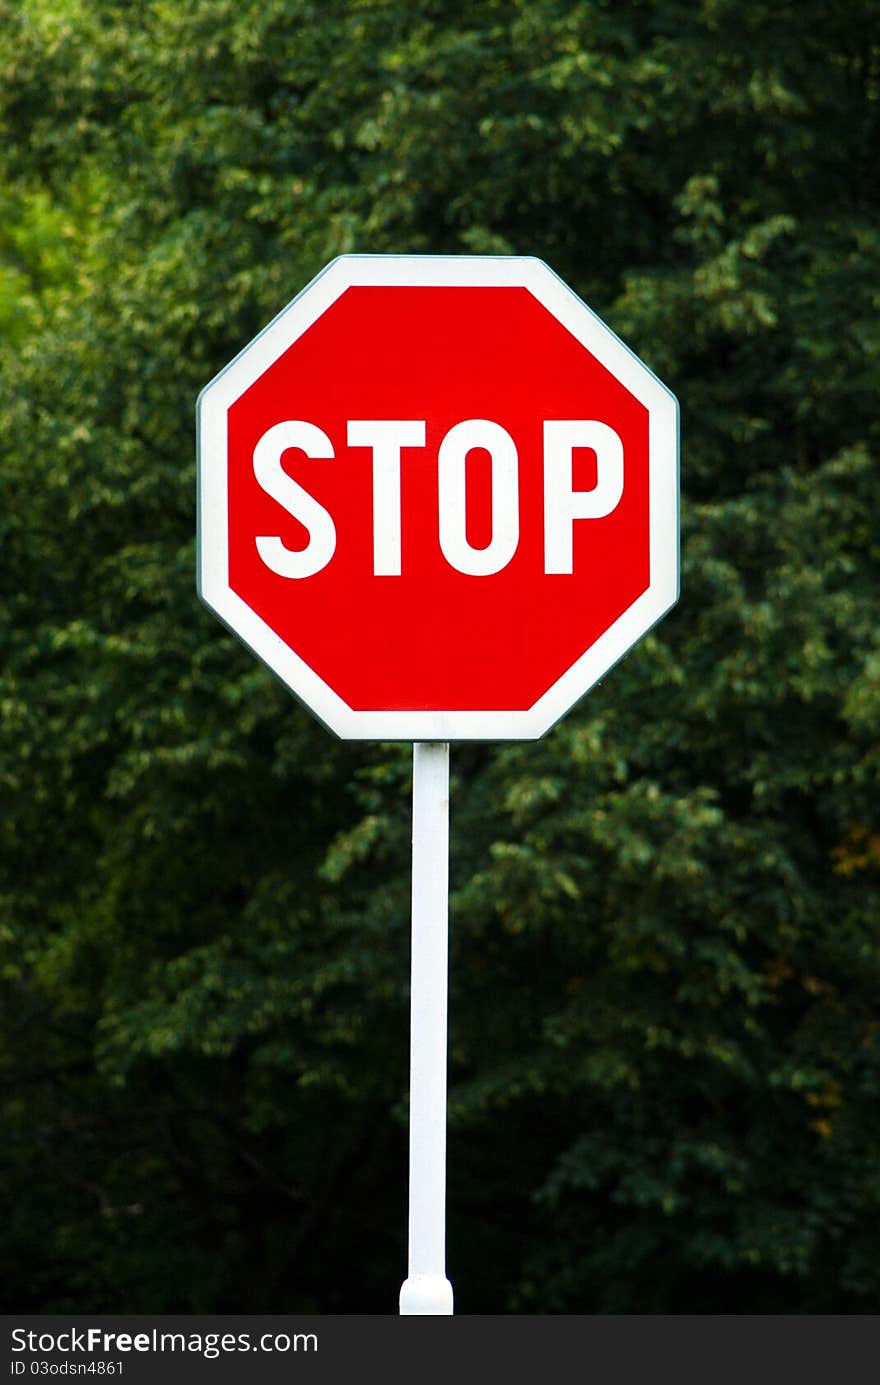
399,1273 -> 454,1316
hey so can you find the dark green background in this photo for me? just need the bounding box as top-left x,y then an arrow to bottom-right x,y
1,0 -> 878,1313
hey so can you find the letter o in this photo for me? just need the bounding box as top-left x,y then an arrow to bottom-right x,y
438,419 -> 519,575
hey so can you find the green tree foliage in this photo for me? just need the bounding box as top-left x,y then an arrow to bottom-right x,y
1,0 -> 879,1311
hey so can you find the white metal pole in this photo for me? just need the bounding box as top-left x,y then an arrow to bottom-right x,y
399,741 -> 454,1315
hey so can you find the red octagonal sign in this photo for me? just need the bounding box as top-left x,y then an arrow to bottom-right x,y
197,256 -> 678,739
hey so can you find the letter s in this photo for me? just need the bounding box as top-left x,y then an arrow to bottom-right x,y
253,421 -> 336,578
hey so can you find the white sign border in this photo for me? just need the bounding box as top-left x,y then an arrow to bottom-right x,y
197,254 -> 679,741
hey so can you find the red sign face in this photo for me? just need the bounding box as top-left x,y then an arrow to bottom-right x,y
198,257 -> 678,740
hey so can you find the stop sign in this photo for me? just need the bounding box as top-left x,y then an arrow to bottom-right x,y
197,255 -> 678,740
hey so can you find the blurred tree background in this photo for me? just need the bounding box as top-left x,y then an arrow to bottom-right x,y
1,0 -> 879,1313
